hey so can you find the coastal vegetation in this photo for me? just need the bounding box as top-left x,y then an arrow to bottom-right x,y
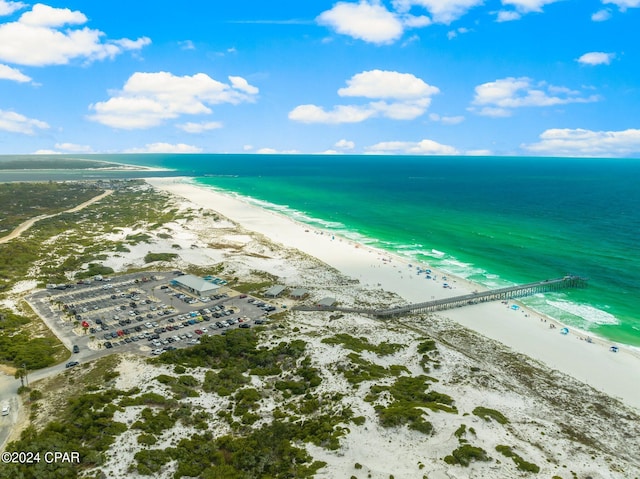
472,406 -> 509,425
443,444 -> 491,467
144,252 -> 179,263
495,445 -> 540,473
321,333 -> 404,355
0,180 -> 180,292
0,308 -> 62,370
0,182 -> 103,235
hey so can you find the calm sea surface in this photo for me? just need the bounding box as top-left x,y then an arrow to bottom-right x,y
10,154 -> 640,347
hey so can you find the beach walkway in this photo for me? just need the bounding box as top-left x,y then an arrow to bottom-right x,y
294,276 -> 588,318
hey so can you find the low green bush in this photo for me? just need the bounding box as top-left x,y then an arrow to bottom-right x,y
443,445 -> 490,467
472,406 -> 509,425
495,445 -> 540,473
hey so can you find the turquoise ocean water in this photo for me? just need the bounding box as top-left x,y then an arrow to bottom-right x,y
43,154 -> 640,347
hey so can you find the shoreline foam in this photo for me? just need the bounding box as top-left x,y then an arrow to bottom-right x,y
146,176 -> 640,411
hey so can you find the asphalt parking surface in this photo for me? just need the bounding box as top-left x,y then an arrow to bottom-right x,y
29,272 -> 279,360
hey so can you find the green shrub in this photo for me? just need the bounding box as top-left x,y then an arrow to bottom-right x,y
322,333 -> 403,355
137,433 -> 157,446
495,445 -> 540,473
443,445 -> 490,467
144,252 -> 178,263
472,407 -> 509,425
29,389 -> 43,401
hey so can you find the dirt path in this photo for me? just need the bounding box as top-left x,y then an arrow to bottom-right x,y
0,189 -> 113,245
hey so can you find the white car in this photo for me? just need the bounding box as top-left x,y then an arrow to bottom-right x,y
2,405 -> 9,416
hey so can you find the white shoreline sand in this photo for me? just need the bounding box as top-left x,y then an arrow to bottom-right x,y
146,177 -> 640,411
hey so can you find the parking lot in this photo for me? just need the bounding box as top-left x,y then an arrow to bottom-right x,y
39,271 -> 280,358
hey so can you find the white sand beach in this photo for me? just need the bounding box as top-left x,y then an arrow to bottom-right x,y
147,177 -> 640,412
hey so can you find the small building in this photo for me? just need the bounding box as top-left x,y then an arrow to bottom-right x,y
317,297 -> 336,308
264,285 -> 286,298
170,275 -> 220,297
290,288 -> 308,300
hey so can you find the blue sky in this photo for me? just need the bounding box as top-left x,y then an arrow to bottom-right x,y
0,0 -> 639,157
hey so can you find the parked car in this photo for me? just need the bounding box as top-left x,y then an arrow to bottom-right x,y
65,361 -> 79,368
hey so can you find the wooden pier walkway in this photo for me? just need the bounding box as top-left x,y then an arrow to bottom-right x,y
293,275 -> 588,318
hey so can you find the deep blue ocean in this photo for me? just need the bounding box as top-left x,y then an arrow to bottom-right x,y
17,154 -> 640,347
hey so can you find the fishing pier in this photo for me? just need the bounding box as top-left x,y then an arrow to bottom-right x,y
293,275 -> 588,318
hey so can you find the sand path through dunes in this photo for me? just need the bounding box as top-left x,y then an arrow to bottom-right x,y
0,189 -> 113,245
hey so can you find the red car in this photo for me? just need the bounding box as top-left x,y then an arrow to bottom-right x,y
194,329 -> 204,335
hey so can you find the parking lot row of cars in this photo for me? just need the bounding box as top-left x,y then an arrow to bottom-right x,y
47,272 -> 279,356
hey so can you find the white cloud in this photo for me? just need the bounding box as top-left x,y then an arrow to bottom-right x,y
0,63 -> 31,82
317,1 -> 435,44
429,113 -> 464,124
0,0 -> 25,16
392,0 -> 484,24
496,0 -> 560,21
178,40 -> 195,50
603,0 -> 640,11
591,8 -> 612,20
19,3 -> 86,27
317,1 -> 404,44
33,149 -> 61,154
447,26 -> 470,38
34,143 -> 93,154
124,142 -> 203,154
466,149 -> 493,156
501,0 -> 560,12
89,71 -> 259,129
256,147 -> 301,154
290,70 -> 439,124
496,10 -> 522,21
0,4 -> 150,66
177,121 -> 223,133
229,75 -> 259,95
577,51 -> 615,65
334,138 -> 355,149
523,128 -> 640,157
469,77 -> 599,117
401,14 -> 431,27
243,144 -> 253,151
366,138 -> 459,155
370,98 -> 433,119
0,108 -> 49,134
54,142 -> 92,152
338,69 -> 439,99
288,104 -> 376,124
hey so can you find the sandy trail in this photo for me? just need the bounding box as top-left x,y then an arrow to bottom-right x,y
0,189 -> 113,245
